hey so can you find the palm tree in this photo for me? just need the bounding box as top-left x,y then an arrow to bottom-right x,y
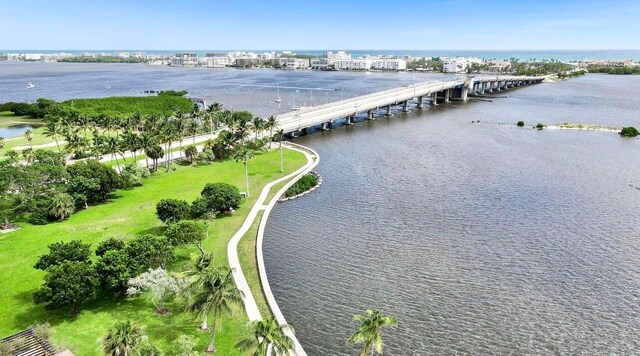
182,266 -> 242,353
186,117 -> 200,145
121,132 -> 141,161
145,145 -> 164,171
103,320 -> 145,356
265,116 -> 278,147
235,317 -> 294,356
174,109 -> 187,156
22,148 -> 34,163
43,120 -> 62,152
49,193 -> 75,220
252,116 -> 266,141
138,132 -> 156,168
77,112 -> 93,139
103,136 -> 124,172
24,129 -> 33,148
347,309 -> 397,356
234,145 -> 256,197
65,130 -> 89,158
7,150 -> 19,164
273,129 -> 285,173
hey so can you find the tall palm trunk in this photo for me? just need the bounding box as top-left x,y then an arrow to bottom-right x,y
244,161 -> 250,197
54,136 -> 61,152
206,316 -> 218,353
114,155 -> 121,173
279,142 -> 284,173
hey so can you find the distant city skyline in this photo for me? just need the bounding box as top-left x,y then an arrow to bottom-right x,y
1,0 -> 639,50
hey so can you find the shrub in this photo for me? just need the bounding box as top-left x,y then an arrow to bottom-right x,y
121,163 -> 151,187
165,221 -> 206,247
517,121 -> 525,127
536,123 -> 546,130
33,261 -> 100,314
184,145 -> 198,164
201,183 -> 243,213
28,208 -> 51,225
195,150 -> 215,165
125,235 -> 175,274
67,159 -> 123,203
95,237 -> 126,257
126,268 -> 183,313
95,249 -> 134,295
285,173 -> 319,197
169,335 -> 198,356
620,126 -> 639,137
155,199 -> 190,224
35,240 -> 92,270
190,197 -> 209,218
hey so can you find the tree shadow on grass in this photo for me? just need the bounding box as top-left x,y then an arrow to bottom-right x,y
135,225 -> 166,236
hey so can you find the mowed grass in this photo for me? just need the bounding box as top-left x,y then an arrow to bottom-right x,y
0,112 -> 55,158
63,95 -> 193,117
0,148 -> 307,355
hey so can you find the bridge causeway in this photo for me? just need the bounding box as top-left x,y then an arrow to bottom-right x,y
276,75 -> 544,134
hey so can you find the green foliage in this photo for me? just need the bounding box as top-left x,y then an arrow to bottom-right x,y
164,221 -> 206,247
33,261 -> 100,313
510,59 -> 573,76
285,173 -> 318,197
96,237 -> 126,257
155,198 -> 191,224
9,98 -> 58,118
34,240 -> 92,271
183,145 -> 198,163
121,163 -> 151,188
62,95 -> 193,118
620,126 -> 639,137
189,197 -> 209,218
67,159 -> 123,203
158,90 -> 188,97
588,65 -> 640,75
201,183 -> 243,213
536,123 -> 546,130
194,149 -> 215,165
124,235 -> 175,274
27,208 -> 51,225
48,192 -> 75,220
517,121 -> 525,127
95,249 -> 134,295
60,56 -> 146,64
132,341 -> 164,356
168,335 -> 198,356
103,320 -> 145,356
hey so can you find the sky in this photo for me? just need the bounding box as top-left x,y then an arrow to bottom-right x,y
1,0 -> 639,50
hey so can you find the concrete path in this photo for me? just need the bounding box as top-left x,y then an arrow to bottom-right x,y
227,143 -> 317,356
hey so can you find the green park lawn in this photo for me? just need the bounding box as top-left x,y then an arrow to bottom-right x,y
0,112 -> 56,158
0,148 -> 307,355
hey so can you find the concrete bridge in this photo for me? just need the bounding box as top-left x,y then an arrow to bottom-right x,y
276,75 -> 544,134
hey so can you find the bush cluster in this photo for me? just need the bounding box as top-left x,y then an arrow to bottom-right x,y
285,173 -> 319,197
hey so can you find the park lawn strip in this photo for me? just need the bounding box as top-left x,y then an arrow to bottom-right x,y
62,95 -> 193,117
238,211 -> 273,318
0,111 -> 40,126
0,148 -> 307,355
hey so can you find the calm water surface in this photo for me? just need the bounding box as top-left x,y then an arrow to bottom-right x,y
2,63 -> 639,354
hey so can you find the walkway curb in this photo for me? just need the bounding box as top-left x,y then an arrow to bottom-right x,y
227,143 -> 317,356
256,142 -> 319,356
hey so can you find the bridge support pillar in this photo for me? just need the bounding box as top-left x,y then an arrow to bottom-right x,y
431,92 -> 438,105
495,81 -> 502,91
320,122 -> 330,131
402,100 -> 409,112
480,82 -> 486,94
488,81 -> 494,92
417,96 -> 424,108
444,89 -> 451,103
385,105 -> 392,116
346,115 -> 354,125
367,110 -> 375,120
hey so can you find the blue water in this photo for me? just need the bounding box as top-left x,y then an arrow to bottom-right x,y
3,49 -> 640,61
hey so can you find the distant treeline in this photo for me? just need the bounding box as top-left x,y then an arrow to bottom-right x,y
558,70 -> 586,79
587,66 -> 640,75
510,60 -> 573,76
60,56 -> 146,64
1,91 -> 192,119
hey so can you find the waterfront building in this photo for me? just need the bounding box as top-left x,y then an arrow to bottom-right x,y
114,52 -> 130,58
205,55 -> 231,67
327,51 -> 351,61
24,53 -> 43,61
488,60 -> 511,72
171,52 -> 198,66
311,58 -> 332,70
130,52 -> 146,59
371,58 -> 407,70
443,57 -> 481,73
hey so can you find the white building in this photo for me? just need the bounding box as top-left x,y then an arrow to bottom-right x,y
327,51 -> 351,61
351,59 -> 372,70
171,53 -> 198,66
311,58 -> 332,70
205,56 -> 231,68
442,57 -> 482,73
130,52 -> 146,59
114,52 -> 130,58
24,53 -> 43,61
371,58 -> 406,70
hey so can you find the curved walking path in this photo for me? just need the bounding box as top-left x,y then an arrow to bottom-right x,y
227,143 -> 318,356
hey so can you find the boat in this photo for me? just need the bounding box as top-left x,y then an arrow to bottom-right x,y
26,82 -> 35,89
274,83 -> 282,103
105,85 -> 112,90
